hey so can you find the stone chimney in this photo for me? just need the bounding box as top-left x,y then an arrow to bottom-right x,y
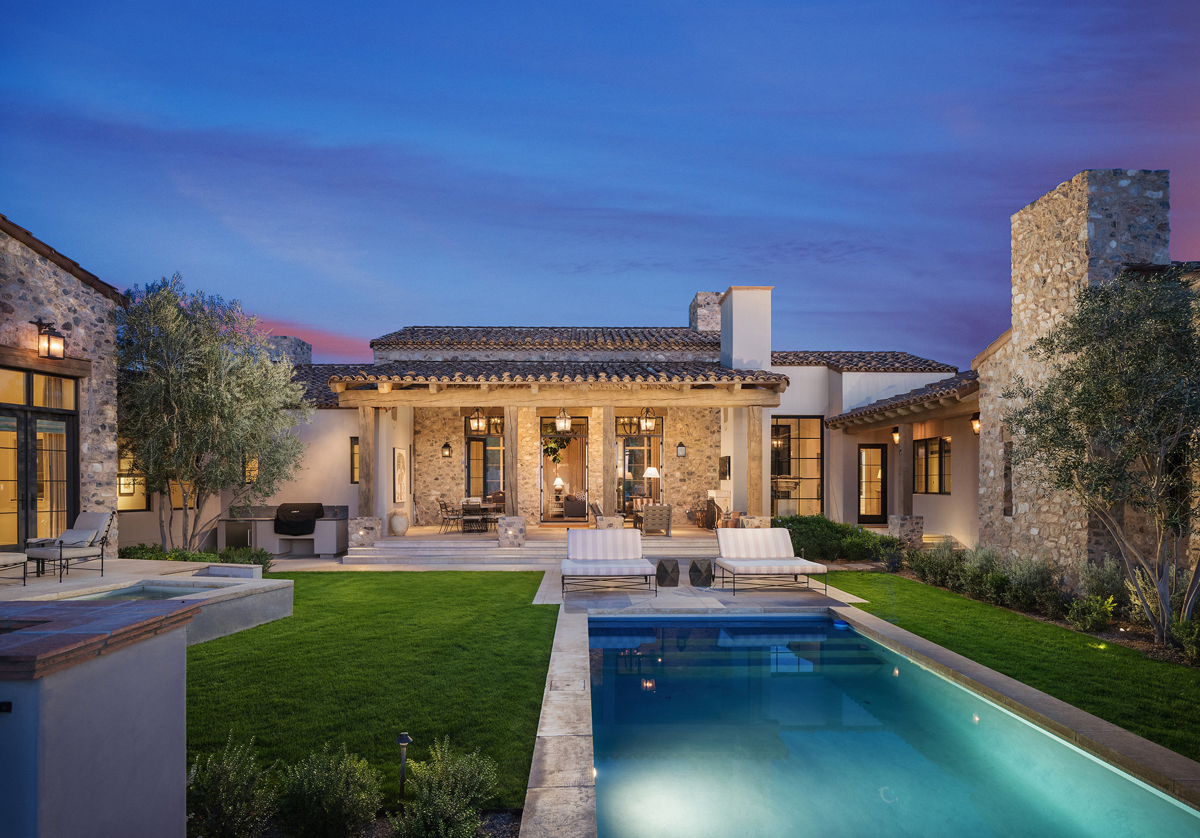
265,335 -> 312,366
689,292 -> 722,331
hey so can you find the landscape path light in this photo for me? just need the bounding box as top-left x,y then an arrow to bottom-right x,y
396,732 -> 414,802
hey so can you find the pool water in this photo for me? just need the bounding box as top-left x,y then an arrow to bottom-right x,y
589,616 -> 1200,838
70,585 -> 204,601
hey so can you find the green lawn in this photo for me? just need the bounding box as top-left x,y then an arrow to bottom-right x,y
828,571 -> 1200,761
187,571 -> 558,809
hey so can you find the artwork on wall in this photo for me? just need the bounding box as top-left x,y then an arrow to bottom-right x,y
719,456 -> 731,480
393,447 -> 407,504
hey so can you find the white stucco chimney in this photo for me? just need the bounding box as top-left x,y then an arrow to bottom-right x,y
720,286 -> 773,370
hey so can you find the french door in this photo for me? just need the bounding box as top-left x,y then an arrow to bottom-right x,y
0,409 -> 76,551
857,444 -> 887,525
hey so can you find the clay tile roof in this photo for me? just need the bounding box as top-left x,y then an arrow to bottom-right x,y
322,360 -> 787,390
771,350 -> 957,374
0,213 -> 127,307
825,370 -> 979,428
292,364 -> 375,407
370,326 -> 721,351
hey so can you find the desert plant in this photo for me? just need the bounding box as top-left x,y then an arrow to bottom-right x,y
388,738 -> 498,838
954,547 -> 1002,602
1079,555 -> 1130,614
186,734 -> 276,838
277,744 -> 383,838
1068,595 -> 1116,633
1003,555 -> 1065,618
220,546 -> 274,573
1125,567 -> 1193,628
905,541 -> 963,588
1170,619 -> 1200,663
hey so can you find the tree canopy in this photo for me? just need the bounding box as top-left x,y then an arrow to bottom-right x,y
1004,264 -> 1200,644
117,275 -> 312,550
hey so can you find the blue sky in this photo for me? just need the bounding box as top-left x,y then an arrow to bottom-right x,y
2,1 -> 1198,366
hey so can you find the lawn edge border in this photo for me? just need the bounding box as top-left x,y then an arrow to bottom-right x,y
835,604 -> 1200,813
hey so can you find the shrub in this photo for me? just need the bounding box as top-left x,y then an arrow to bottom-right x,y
118,542 -> 166,560
388,738 -> 498,838
219,546 -> 274,573
1170,619 -> 1200,663
772,515 -> 848,562
1079,555 -> 1129,614
186,735 -> 276,838
1067,595 -> 1116,633
1125,567 -> 1193,627
1004,556 -> 1065,618
906,541 -> 963,588
277,744 -> 382,838
953,547 -> 1004,602
880,539 -> 904,573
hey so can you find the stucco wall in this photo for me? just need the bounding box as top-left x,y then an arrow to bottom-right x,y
0,228 -> 121,555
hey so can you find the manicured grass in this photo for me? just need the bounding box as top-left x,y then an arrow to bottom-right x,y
827,571 -> 1200,761
187,572 -> 558,809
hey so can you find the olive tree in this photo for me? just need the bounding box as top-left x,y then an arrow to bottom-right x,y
1004,265 -> 1200,644
118,275 -> 312,551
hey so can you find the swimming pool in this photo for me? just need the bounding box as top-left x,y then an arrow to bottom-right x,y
588,615 -> 1200,838
69,584 -> 208,601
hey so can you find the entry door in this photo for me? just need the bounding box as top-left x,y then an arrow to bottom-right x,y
0,409 -> 74,551
857,444 -> 887,525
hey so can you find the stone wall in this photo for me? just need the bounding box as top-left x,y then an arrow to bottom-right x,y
660,407 -> 721,526
517,407 -> 541,521
0,228 -> 121,555
976,170 -> 1171,567
264,335 -> 312,365
412,407 -> 465,526
689,292 -> 722,332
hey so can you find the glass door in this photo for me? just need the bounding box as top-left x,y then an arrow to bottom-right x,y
858,444 -> 887,524
0,410 -> 76,550
540,417 -> 588,521
36,418 -> 70,538
0,413 -> 17,550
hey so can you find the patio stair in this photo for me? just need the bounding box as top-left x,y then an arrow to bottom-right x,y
342,536 -> 720,565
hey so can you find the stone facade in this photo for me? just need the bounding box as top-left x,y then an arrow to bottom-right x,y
659,407 -> 721,527
977,170 -> 1171,566
412,407 -> 466,527
349,516 -> 382,547
497,516 -> 525,547
888,515 -> 924,549
265,335 -> 312,365
689,291 -> 722,332
0,227 -> 121,556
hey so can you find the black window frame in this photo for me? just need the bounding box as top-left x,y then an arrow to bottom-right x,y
350,436 -> 360,484
914,435 -> 952,495
769,414 -> 824,517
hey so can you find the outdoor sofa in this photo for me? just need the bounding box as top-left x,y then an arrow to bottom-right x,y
715,527 -> 827,595
561,528 -> 657,596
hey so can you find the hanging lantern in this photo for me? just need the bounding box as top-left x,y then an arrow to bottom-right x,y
892,427 -> 901,445
638,407 -> 656,433
554,407 -> 572,433
467,407 -> 487,434
771,430 -> 786,450
31,319 -> 65,360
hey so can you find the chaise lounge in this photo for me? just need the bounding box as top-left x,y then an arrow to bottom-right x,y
561,528 -> 657,596
714,528 -> 827,595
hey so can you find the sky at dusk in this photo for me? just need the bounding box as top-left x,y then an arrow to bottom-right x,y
2,1 -> 1198,368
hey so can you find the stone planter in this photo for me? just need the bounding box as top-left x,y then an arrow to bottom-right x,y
888,515 -> 924,549
349,516 -> 382,548
498,516 -> 526,547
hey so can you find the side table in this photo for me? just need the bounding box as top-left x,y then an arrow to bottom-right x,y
656,558 -> 679,588
689,558 -> 713,587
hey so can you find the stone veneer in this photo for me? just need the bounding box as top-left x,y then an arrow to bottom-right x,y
689,291 -> 722,332
977,170 -> 1170,566
412,407 -> 467,527
264,335 -> 312,365
0,228 -> 121,556
658,407 -> 721,526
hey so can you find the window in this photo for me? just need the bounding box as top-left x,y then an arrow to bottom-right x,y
615,415 -> 660,513
466,415 -> 505,498
0,369 -> 26,405
770,416 -> 823,516
914,436 -> 951,494
244,456 -> 259,484
117,443 -> 151,512
1002,440 -> 1013,517
32,374 -> 75,410
169,482 -> 198,510
350,437 -> 359,484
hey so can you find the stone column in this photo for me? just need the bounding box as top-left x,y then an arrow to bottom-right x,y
602,405 -> 616,516
747,406 -> 763,517
504,406 -> 518,516
897,422 -> 914,517
358,407 -> 375,518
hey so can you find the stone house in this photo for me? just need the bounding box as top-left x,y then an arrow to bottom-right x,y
0,214 -> 124,557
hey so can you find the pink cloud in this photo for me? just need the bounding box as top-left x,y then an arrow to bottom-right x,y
255,317 -> 372,363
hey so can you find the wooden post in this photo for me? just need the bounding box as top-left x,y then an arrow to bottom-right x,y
747,406 -> 763,517
898,422 -> 914,516
504,406 -> 518,516
358,407 -> 376,518
602,405 -> 616,516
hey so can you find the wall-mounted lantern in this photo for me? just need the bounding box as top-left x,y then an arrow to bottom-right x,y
676,441 -> 686,457
554,407 -> 572,433
30,319 -> 65,360
971,413 -> 981,435
467,407 -> 487,433
892,427 -> 900,445
638,407 -> 656,433
441,441 -> 452,458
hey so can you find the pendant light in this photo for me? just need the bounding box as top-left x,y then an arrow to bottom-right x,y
554,407 -> 572,433
467,407 -> 487,433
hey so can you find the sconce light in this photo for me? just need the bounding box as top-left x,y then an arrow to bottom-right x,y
892,427 -> 900,445
676,441 -> 686,457
971,413 -> 981,435
638,406 -> 656,433
467,407 -> 487,433
554,407 -> 572,433
30,319 -> 65,360
441,441 -> 452,458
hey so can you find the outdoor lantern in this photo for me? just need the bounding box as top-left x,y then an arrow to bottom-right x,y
554,407 -> 572,433
971,412 -> 981,435
638,406 -> 656,432
771,432 -> 785,450
467,407 -> 487,433
31,319 -> 64,359
441,441 -> 452,458
676,441 -> 686,457
396,732 -> 414,801
892,427 -> 900,445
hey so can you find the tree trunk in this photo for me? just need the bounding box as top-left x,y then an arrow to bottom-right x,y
158,492 -> 169,549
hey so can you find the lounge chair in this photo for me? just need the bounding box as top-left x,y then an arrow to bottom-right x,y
561,528 -> 656,596
0,553 -> 26,586
25,511 -> 114,582
714,528 -> 827,595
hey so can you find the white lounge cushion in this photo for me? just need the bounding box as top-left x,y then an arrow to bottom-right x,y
561,559 -> 655,577
57,529 -> 98,547
25,546 -> 103,561
567,529 -> 642,561
716,528 -> 796,559
715,558 -> 827,576
0,553 -> 25,568
73,512 -> 112,539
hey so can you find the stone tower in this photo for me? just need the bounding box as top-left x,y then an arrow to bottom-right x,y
689,292 -> 722,332
264,335 -> 312,366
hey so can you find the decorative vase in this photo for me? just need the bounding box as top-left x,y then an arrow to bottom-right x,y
390,512 -> 409,536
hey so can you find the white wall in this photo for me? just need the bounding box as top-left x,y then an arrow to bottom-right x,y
372,405 -> 414,525
118,495 -> 221,551
720,286 -> 773,370
912,413 -> 979,547
841,371 -> 949,412
262,408 -> 360,515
